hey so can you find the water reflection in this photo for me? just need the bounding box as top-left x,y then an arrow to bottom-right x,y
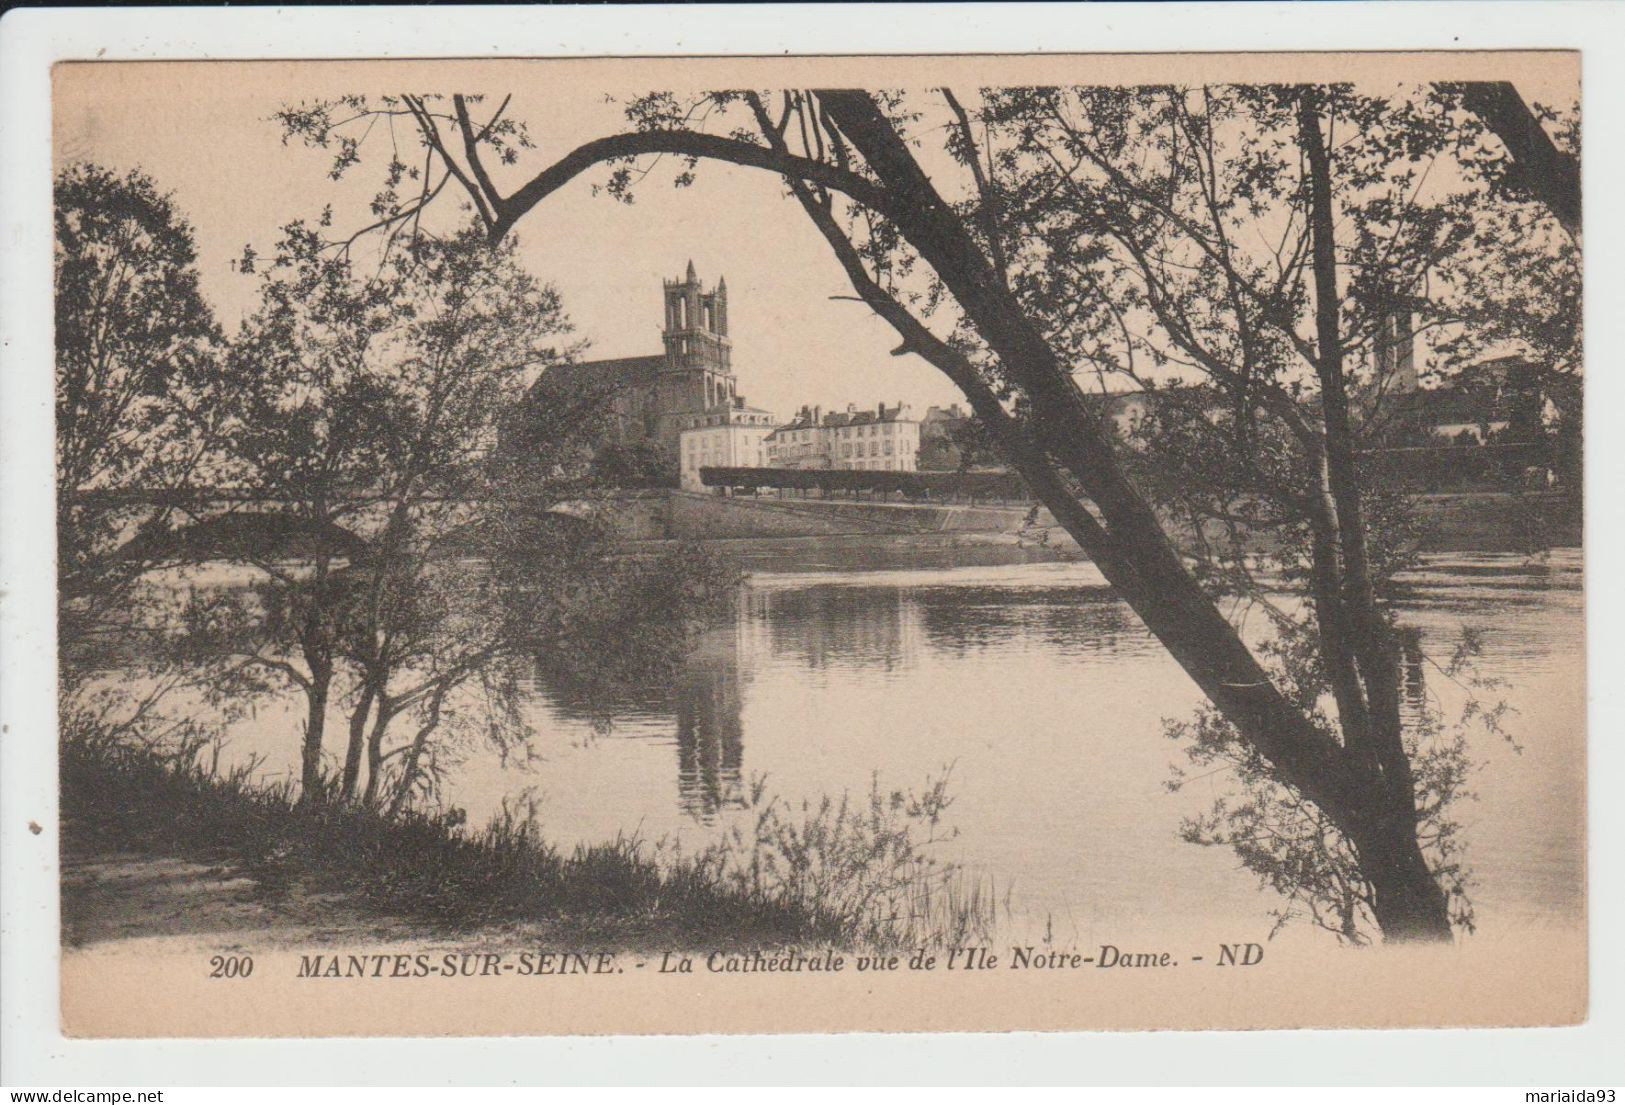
526,622 -> 752,820
672,636 -> 746,818
751,586 -> 922,674
913,585 -> 1153,658
1399,625 -> 1428,717
139,550 -> 1581,938
521,571 -> 1165,823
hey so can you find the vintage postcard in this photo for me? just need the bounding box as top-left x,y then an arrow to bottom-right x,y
42,49 -> 1584,1039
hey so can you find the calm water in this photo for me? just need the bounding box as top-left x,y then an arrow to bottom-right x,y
464,548 -> 1584,944
197,548 -> 1587,945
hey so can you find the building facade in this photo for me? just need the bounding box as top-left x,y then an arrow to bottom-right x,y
918,403 -> 968,446
762,406 -> 827,469
764,402 -> 921,472
530,262 -> 754,464
678,403 -> 777,490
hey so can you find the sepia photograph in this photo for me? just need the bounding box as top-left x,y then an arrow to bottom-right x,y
13,40 -> 1598,1044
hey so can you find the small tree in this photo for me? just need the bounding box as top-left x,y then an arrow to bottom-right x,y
54,164 -> 227,677
204,221 -> 580,804
590,440 -> 678,489
54,163 -> 247,766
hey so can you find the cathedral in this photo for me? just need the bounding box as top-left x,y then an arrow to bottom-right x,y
532,262 -> 755,463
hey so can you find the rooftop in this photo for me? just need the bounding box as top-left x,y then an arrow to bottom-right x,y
530,354 -> 665,398
771,401 -> 917,435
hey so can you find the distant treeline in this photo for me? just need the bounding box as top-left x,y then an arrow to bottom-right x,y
1357,442 -> 1563,491
701,443 -> 1564,501
698,466 -> 1031,501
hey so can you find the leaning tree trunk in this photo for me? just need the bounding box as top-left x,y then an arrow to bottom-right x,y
341,676 -> 378,800
1454,82 -> 1581,238
817,89 -> 1455,941
1348,802 -> 1455,941
1297,89 -> 1452,942
443,85 -> 1458,941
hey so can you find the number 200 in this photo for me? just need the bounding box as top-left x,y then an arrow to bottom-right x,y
209,955 -> 254,979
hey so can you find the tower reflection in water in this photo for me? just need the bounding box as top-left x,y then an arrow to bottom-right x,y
528,577 -> 1153,822
670,627 -> 747,818
526,583 -> 929,821
527,613 -> 753,820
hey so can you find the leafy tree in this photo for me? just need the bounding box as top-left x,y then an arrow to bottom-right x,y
271,82 -> 1576,941
591,440 -> 678,489
200,221 -> 581,805
965,83 -> 1577,938
54,164 -> 227,675
53,164 -> 253,770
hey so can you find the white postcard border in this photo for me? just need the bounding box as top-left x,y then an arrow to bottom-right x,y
3,1 -> 1623,1087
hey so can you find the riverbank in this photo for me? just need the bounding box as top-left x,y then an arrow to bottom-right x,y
60,738 -> 842,952
613,489 -> 1580,564
62,737 -> 992,953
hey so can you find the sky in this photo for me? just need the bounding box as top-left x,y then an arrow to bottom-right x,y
53,55 -> 1578,421
52,62 -> 971,422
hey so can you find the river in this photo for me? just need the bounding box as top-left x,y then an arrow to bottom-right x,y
146,546 -> 1584,948
444,546 -> 1583,947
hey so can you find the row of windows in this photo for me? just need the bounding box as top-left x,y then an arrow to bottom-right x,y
668,296 -> 723,333
682,432 -> 763,448
684,411 -> 768,430
771,423 -> 915,444
838,423 -> 899,438
838,440 -> 905,458
684,452 -> 766,468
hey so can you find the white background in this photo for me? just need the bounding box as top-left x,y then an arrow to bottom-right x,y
3,2 -> 1622,1088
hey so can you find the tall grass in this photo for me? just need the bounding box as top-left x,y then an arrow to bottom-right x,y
61,735 -> 994,950
676,770 -> 998,949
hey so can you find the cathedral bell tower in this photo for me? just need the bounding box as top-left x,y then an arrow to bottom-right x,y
661,260 -> 735,416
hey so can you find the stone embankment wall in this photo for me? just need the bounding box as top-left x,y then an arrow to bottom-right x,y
593,490 -> 1045,541
585,489 -> 1580,553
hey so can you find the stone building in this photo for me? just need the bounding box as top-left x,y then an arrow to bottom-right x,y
764,402 -> 921,472
677,403 -> 777,490
762,406 -> 827,470
530,261 -> 758,465
918,403 -> 968,446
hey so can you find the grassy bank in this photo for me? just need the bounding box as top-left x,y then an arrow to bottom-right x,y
62,739 -> 990,951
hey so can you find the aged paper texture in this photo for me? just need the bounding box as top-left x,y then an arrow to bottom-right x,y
48,50 -> 1584,1038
